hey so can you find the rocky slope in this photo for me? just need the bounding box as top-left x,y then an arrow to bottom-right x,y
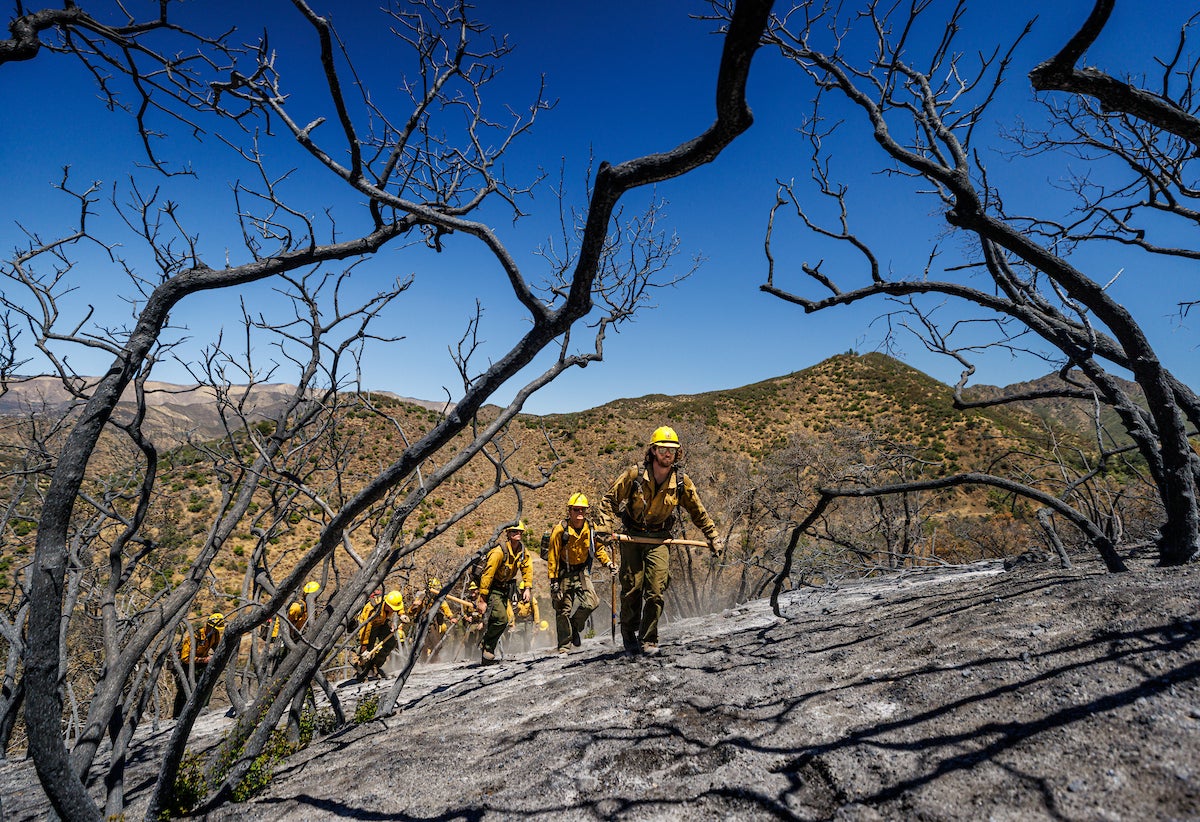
3,551 -> 1196,820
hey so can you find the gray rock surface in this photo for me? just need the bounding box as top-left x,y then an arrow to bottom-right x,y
3,555 -> 1198,820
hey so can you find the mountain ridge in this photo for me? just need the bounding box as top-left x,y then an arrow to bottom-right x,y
0,353 -> 1123,596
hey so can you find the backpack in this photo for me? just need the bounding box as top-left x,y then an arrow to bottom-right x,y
468,551 -> 489,589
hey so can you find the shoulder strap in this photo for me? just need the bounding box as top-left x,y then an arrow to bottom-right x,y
626,465 -> 644,513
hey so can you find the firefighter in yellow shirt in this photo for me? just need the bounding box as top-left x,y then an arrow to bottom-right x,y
286,580 -> 321,638
173,612 -> 225,718
508,591 -> 546,652
413,577 -> 458,662
269,580 -> 321,674
474,521 -> 533,664
455,581 -> 485,660
355,589 -> 404,679
597,426 -> 722,657
547,492 -> 614,655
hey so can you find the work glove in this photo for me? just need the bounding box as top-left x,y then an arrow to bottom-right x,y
549,580 -> 561,598
708,538 -> 724,559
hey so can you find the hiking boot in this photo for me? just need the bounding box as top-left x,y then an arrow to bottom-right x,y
570,629 -> 582,647
642,642 -> 659,656
622,636 -> 641,657
557,646 -> 570,655
481,649 -> 497,665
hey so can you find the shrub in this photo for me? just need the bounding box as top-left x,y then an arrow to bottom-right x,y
353,694 -> 379,724
232,730 -> 294,802
166,750 -> 209,817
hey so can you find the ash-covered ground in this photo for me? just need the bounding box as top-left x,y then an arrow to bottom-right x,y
3,554 -> 1198,820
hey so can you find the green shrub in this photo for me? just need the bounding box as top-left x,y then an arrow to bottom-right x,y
232,730 -> 294,802
353,694 -> 379,724
165,751 -> 209,818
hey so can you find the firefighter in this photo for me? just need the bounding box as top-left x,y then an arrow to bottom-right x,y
270,580 -> 321,675
474,521 -> 533,664
454,581 -> 485,661
597,426 -> 722,657
416,577 -> 459,662
547,492 -> 615,655
286,580 -> 321,641
509,589 -> 544,652
172,612 -> 225,718
355,589 -> 404,680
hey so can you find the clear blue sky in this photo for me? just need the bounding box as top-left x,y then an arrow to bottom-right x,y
2,1 -> 1195,415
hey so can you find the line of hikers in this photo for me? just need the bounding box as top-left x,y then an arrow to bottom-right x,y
173,424 -> 722,704
474,424 -> 722,663
347,576 -> 546,676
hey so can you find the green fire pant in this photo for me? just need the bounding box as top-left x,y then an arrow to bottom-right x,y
480,587 -> 512,653
553,571 -> 599,650
618,539 -> 670,645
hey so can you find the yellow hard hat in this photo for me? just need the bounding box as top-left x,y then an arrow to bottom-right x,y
208,612 -> 226,627
507,520 -> 527,533
567,492 -> 589,508
385,590 -> 404,610
303,581 -> 321,595
650,426 -> 680,447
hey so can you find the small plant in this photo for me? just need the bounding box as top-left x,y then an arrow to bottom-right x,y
232,730 -> 294,802
353,693 -> 379,724
164,750 -> 209,818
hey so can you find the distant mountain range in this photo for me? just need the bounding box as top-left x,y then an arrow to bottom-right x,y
0,357 -> 1144,492
0,376 -> 450,445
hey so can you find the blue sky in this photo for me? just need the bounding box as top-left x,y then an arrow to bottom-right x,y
2,1 -> 1195,415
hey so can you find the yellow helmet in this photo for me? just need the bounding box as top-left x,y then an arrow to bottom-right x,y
385,590 -> 404,610
303,580 -> 321,595
507,520 -> 527,533
650,426 -> 680,448
208,612 -> 226,627
567,492 -> 589,508
539,619 -> 549,631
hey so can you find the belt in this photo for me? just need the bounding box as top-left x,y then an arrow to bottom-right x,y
621,523 -> 673,539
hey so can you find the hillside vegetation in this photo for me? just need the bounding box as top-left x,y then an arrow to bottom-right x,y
1,353 -> 1119,613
